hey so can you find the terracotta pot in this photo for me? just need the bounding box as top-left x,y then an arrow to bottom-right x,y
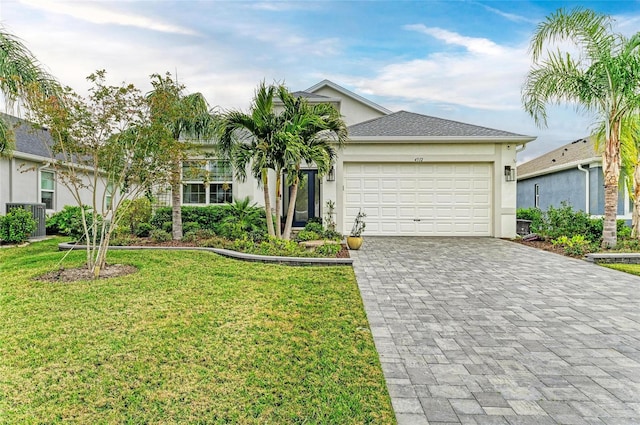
346,236 -> 363,250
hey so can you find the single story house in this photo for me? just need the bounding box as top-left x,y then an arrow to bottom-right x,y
0,113 -> 107,216
516,136 -> 631,218
191,80 -> 536,238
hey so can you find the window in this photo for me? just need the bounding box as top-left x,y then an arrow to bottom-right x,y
40,170 -> 55,209
182,160 -> 232,204
534,184 -> 540,208
105,183 -> 114,210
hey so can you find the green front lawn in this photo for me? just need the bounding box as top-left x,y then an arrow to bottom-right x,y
0,238 -> 395,424
601,263 -> 640,276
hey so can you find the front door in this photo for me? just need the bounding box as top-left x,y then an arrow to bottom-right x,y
286,170 -> 320,227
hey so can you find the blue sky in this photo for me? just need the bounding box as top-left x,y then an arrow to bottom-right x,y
1,0 -> 639,162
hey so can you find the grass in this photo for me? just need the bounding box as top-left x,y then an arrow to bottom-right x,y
0,238 -> 395,424
601,263 -> 640,276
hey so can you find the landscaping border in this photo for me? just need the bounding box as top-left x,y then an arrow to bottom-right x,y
58,242 -> 353,266
585,253 -> 640,264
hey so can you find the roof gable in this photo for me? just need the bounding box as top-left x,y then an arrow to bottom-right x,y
517,137 -> 600,178
306,80 -> 391,115
348,110 -> 530,139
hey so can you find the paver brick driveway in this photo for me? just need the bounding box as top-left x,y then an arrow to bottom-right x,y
351,237 -> 640,425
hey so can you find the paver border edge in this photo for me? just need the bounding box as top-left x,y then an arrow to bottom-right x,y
58,242 -> 353,267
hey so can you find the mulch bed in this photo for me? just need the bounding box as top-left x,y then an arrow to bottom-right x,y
510,237 -> 573,256
36,264 -> 138,283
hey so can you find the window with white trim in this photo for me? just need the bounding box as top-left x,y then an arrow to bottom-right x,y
105,183 -> 114,211
534,184 -> 540,208
40,170 -> 55,209
182,160 -> 233,205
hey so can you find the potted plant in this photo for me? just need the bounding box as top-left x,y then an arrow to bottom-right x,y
346,210 -> 366,250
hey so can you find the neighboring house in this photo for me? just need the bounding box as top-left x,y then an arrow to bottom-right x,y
516,136 -> 631,218
0,113 -> 104,215
193,80 -> 536,238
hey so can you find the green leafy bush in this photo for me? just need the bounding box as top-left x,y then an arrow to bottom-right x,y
316,242 -> 341,257
303,221 -> 324,234
551,234 -> 594,257
0,208 -> 37,243
183,221 -> 200,234
151,202 -> 266,238
516,207 -> 543,233
46,205 -> 88,235
297,230 -> 322,241
150,229 -> 171,243
135,222 -> 153,237
118,197 -> 152,236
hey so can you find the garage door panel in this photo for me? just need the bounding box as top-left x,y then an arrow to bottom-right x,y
344,162 -> 492,236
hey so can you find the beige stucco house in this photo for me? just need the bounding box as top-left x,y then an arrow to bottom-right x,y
189,80 -> 536,238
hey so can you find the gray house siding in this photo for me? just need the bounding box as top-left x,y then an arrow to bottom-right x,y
517,164 -> 628,215
517,168 -> 587,212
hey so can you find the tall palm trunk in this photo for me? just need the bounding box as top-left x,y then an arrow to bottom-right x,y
262,168 -> 275,237
171,159 -> 183,240
274,168 -> 282,238
633,164 -> 640,238
602,127 -> 621,248
283,173 -> 299,240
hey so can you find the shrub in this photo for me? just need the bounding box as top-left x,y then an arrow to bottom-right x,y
303,221 -> 324,234
0,208 -> 37,243
150,229 -> 171,243
135,222 -> 153,237
551,234 -> 594,257
516,207 -> 543,233
46,205 -> 87,235
182,231 -> 199,243
297,230 -> 322,241
183,221 -> 200,234
315,242 -> 341,257
151,203 -> 266,238
119,197 -> 152,235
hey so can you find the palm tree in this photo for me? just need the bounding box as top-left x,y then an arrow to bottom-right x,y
0,27 -> 60,155
522,7 -> 640,248
279,93 -> 347,240
217,82 -> 282,237
147,73 -> 214,240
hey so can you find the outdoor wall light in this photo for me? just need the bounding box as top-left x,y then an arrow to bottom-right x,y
504,165 -> 516,182
327,166 -> 336,182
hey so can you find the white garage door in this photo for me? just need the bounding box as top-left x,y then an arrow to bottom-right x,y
344,163 -> 492,236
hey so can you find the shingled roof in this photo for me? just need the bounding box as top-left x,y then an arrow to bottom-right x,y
348,111 -> 529,138
517,137 -> 600,178
290,91 -> 332,100
1,113 -> 52,158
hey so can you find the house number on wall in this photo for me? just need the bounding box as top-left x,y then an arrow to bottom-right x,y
414,157 -> 424,162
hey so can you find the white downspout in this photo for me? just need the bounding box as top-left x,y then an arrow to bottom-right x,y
578,164 -> 589,214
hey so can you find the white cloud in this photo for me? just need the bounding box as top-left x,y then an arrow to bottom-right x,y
477,3 -> 538,24
345,26 -> 529,111
17,0 -> 198,35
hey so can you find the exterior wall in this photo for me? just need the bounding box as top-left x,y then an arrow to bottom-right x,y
1,155 -> 106,215
517,168 -> 587,212
517,164 -> 630,218
310,86 -> 386,126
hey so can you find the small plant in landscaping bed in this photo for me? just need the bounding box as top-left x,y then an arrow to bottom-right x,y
0,208 -> 37,244
150,229 -> 171,243
118,197 -> 152,236
315,242 -> 341,257
551,234 -> 595,257
296,229 -> 322,242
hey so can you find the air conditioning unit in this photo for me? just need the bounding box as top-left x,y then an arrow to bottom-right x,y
5,203 -> 47,238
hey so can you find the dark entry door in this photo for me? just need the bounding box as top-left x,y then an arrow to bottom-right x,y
286,170 -> 320,227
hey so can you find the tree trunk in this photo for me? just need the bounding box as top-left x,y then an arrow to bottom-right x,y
275,168 -> 282,239
283,175 -> 299,240
601,128 -> 621,248
262,168 -> 275,237
633,164 -> 640,238
170,159 -> 183,240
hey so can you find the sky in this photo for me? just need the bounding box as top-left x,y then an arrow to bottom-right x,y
1,0 -> 639,163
